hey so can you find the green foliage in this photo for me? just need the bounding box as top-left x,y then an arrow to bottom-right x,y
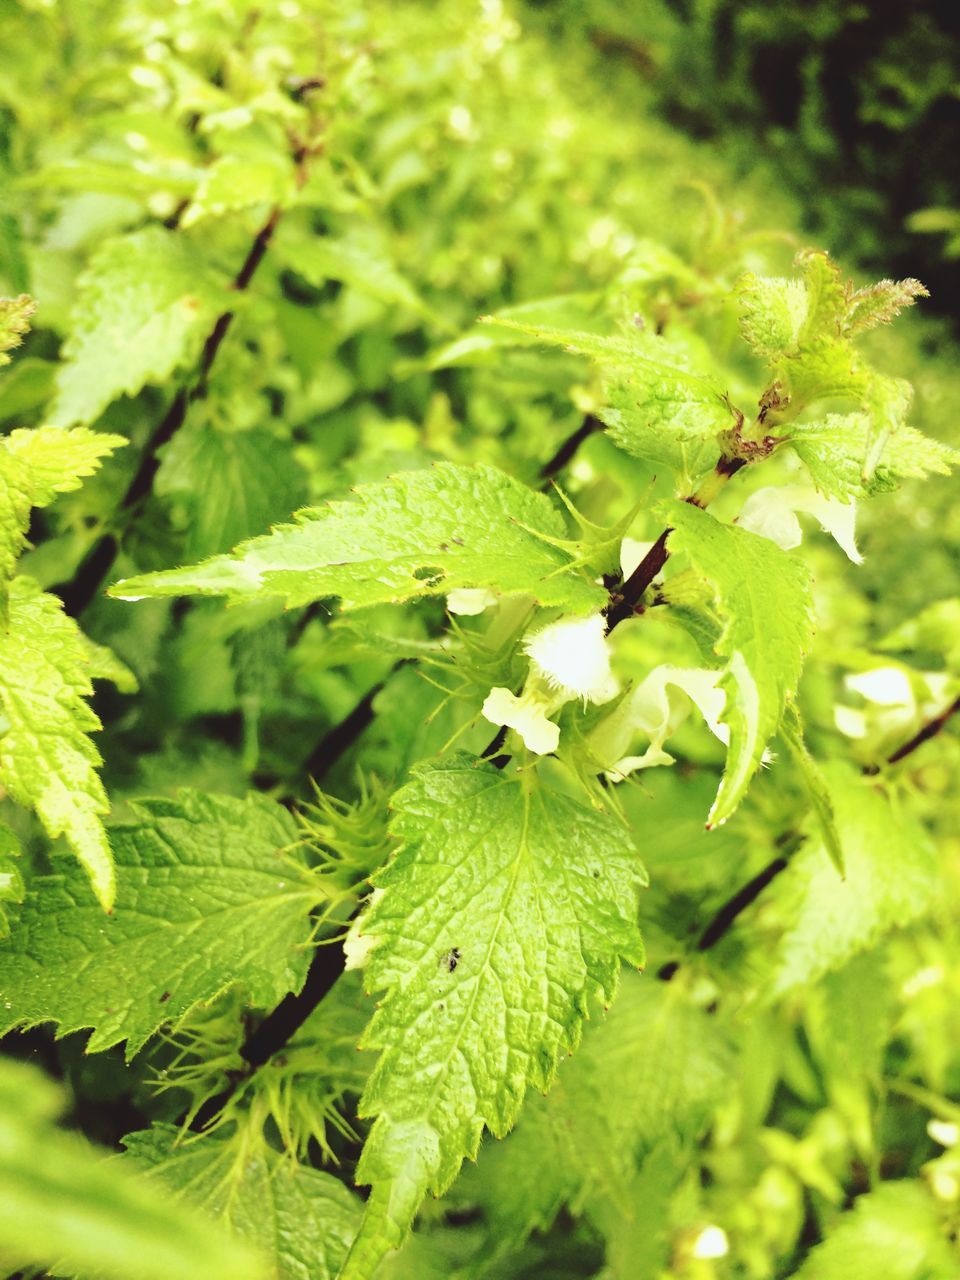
111,462 -> 605,614
0,1056 -> 263,1280
343,755 -> 646,1274
0,791 -> 321,1053
0,1 -> 958,1278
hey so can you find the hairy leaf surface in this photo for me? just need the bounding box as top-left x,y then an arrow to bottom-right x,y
111,462 -> 604,614
0,791 -> 318,1054
341,755 -> 646,1277
123,1125 -> 360,1280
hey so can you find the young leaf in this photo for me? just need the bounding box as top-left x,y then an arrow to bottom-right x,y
123,1124 -> 360,1280
663,502 -> 815,826
0,790 -> 320,1054
0,293 -> 35,364
341,754 -> 646,1278
779,703 -> 844,873
111,462 -> 605,614
787,414 -> 959,499
0,1058 -> 263,1280
49,225 -> 230,427
0,577 -> 116,908
768,764 -> 939,998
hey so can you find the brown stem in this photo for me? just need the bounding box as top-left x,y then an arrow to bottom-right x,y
885,694 -> 960,766
538,414 -> 603,487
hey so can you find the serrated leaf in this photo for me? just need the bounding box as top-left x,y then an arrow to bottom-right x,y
182,154 -> 296,227
276,224 -> 425,313
0,1059 -> 263,1280
663,502 -> 815,826
787,414 -> 959,499
110,462 -> 605,614
50,226 -> 230,427
599,373 -> 733,475
790,1181 -> 957,1280
0,790 -> 320,1054
2,424 -> 126,505
122,1124 -> 360,1280
341,755 -> 646,1278
844,278 -> 929,336
768,764 -> 939,998
460,973 -> 732,1253
736,272 -> 808,359
0,293 -> 35,364
0,576 -> 115,908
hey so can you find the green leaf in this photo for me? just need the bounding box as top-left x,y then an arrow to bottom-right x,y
2,424 -> 126,506
0,821 -> 24,940
598,373 -> 732,475
182,154 -> 296,227
0,426 -> 125,617
461,973 -> 732,1253
49,226 -> 230,427
123,1124 -> 360,1280
155,423 -> 307,560
0,1058 -> 263,1280
341,755 -> 646,1278
276,225 -> 425,313
0,293 -> 35,364
110,462 -> 605,614
0,577 -> 115,908
663,502 -> 815,826
787,414 -> 959,499
0,790 -> 320,1054
790,1181 -> 958,1280
736,271 -> 809,359
768,764 -> 939,998
844,277 -> 929,336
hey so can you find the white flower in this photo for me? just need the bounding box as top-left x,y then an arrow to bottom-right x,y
691,1224 -> 729,1260
446,587 -> 499,616
845,666 -> 913,706
928,1120 -> 960,1148
524,613 -> 619,704
481,685 -> 560,755
738,484 -> 863,564
589,665 -> 727,780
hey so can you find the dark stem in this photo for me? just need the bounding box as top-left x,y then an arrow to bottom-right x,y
538,413 -> 603,487
696,854 -> 790,951
885,694 -> 960,766
302,679 -> 388,783
57,169 -> 302,616
604,526 -> 671,632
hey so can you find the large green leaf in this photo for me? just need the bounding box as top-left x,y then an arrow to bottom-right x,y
341,754 -> 646,1278
49,226 -> 230,427
0,1059 -> 263,1280
0,577 -> 116,908
663,502 -> 815,826
787,414 -> 958,499
110,462 -> 604,614
0,791 -> 320,1054
123,1125 -> 360,1280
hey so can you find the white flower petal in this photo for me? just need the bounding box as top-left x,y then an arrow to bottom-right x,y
739,484 -> 862,564
446,587 -> 499,616
846,666 -> 913,706
525,613 -> 618,704
481,686 -> 560,755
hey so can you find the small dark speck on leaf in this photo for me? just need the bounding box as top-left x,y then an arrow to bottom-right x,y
440,947 -> 461,972
159,991 -> 171,1003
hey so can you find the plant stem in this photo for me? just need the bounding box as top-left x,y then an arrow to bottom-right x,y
885,693 -> 960,766
538,413 -> 603,487
604,454 -> 745,632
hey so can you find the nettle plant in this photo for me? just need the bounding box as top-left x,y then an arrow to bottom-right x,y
3,4 -> 960,1279
3,222 -> 960,1280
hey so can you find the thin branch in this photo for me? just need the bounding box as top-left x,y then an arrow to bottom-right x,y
696,854 -> 790,951
538,413 -> 603,487
57,150 -> 309,616
885,693 -> 960,766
